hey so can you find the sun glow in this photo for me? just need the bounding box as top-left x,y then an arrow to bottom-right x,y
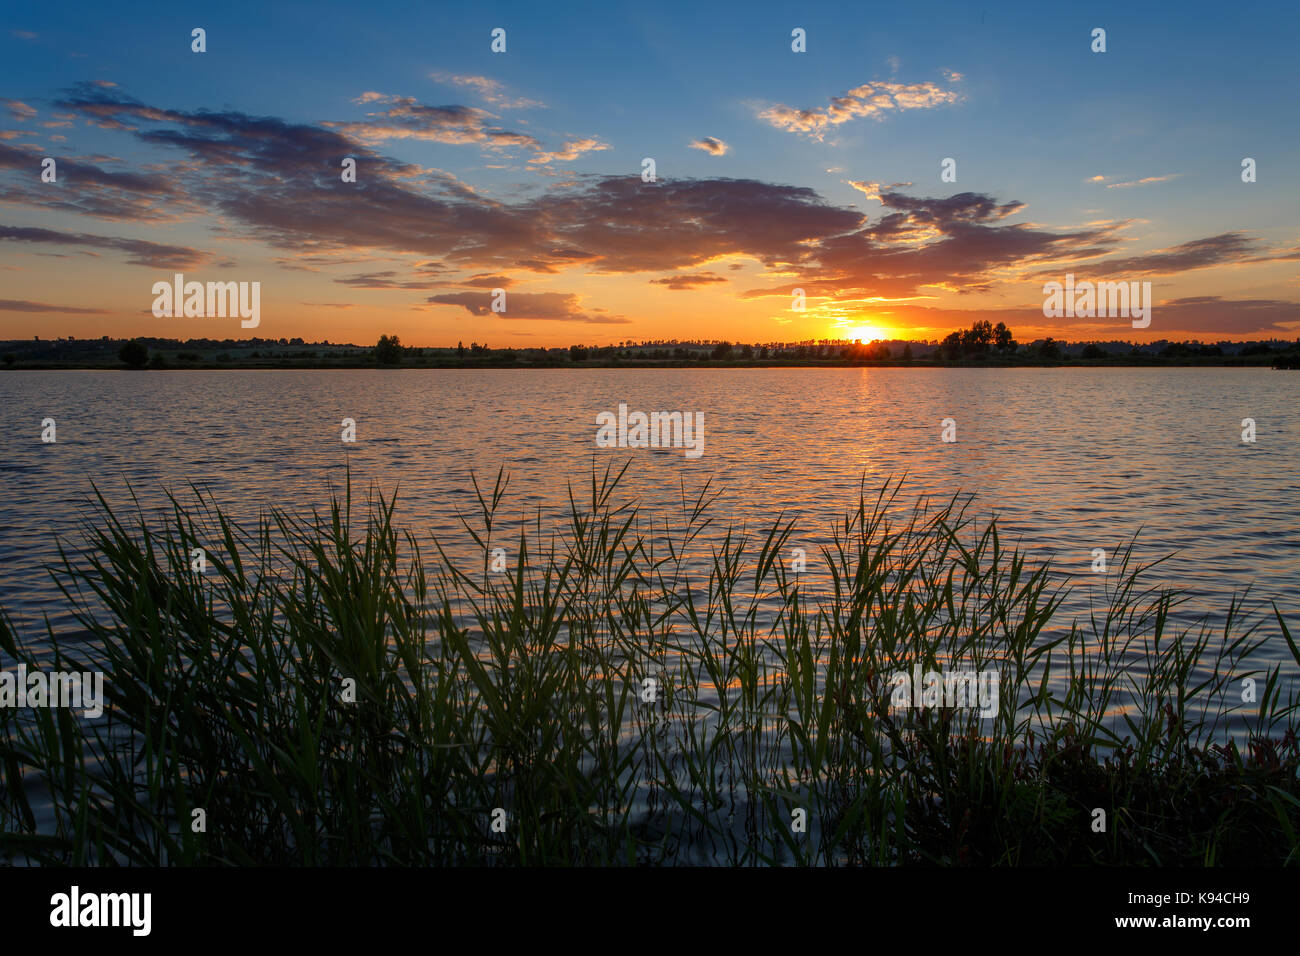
840,323 -> 892,342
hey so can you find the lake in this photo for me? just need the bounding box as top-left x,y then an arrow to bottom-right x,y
1,366 -> 1297,680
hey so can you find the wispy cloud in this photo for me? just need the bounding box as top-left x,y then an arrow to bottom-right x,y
1106,174 -> 1179,189
758,79 -> 962,141
326,93 -> 540,150
3,100 -> 37,121
428,290 -> 630,324
0,223 -> 209,269
1037,232 -> 1295,277
0,298 -> 109,314
428,73 -> 543,110
1088,173 -> 1180,189
528,137 -> 610,164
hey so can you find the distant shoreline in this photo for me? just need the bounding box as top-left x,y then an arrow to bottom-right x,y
5,331 -> 1299,371
4,357 -> 1298,371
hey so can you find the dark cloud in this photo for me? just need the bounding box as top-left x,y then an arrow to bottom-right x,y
0,223 -> 208,269
334,271 -> 440,290
1132,296 -> 1300,334
461,274 -> 515,288
743,190 -> 1122,301
650,272 -> 727,290
1036,232 -> 1284,278
427,291 -> 630,324
0,298 -> 110,314
0,140 -> 185,222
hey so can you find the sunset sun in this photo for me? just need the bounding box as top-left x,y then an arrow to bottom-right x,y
841,323 -> 893,342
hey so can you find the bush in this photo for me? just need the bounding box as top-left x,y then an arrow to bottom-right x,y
118,340 -> 148,368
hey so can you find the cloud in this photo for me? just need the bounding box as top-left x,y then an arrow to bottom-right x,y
1147,296 -> 1300,333
847,180 -> 884,201
1037,232 -> 1294,277
10,30 -> 37,41
427,290 -> 630,324
334,271 -> 438,290
0,299 -> 109,314
3,100 -> 37,121
33,88 -> 1298,335
428,73 -> 544,110
0,140 -> 192,222
1106,174 -> 1179,189
1032,296 -> 1300,334
689,137 -> 729,156
758,79 -> 961,141
0,223 -> 209,268
528,137 -> 610,164
739,188 -> 1119,302
461,273 -> 515,288
324,94 -> 540,150
650,272 -> 727,290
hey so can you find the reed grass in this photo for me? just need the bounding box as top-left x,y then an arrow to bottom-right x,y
1,466 -> 1297,866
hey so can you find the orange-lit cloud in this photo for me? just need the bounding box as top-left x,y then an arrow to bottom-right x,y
689,137 -> 729,156
528,137 -> 610,164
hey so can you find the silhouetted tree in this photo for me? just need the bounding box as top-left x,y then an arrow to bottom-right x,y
940,331 -> 963,360
994,322 -> 1015,352
375,334 -> 403,364
964,319 -> 993,352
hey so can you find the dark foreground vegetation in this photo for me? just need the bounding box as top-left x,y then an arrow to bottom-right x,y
1,469 -> 1298,865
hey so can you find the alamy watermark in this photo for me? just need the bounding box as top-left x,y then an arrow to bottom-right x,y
595,402 -> 704,459
889,665 -> 999,718
151,273 -> 261,328
50,886 -> 150,936
1,664 -> 104,718
1042,273 -> 1151,328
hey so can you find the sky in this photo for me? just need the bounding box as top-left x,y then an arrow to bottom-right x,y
1,0 -> 1298,347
